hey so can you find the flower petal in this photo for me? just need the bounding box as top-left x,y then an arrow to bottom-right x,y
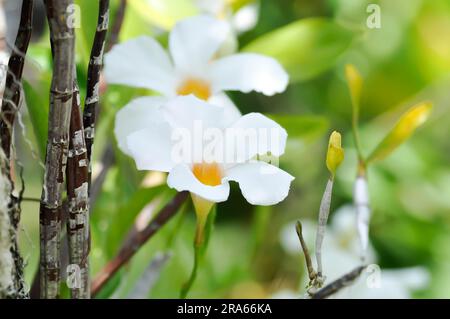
224,161 -> 294,205
208,93 -> 242,126
163,95 -> 224,129
169,15 -> 230,72
126,124 -> 174,172
167,164 -> 230,203
104,36 -> 175,95
210,53 -> 289,95
114,96 -> 166,155
225,113 -> 288,163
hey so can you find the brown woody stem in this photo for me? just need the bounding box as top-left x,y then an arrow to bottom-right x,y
66,84 -> 90,298
83,0 -> 109,190
39,0 -> 75,299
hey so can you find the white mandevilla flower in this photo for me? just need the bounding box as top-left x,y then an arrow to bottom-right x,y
115,95 -> 294,206
104,14 -> 288,125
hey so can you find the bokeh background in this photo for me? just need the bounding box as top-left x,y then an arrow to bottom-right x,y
4,0 -> 450,298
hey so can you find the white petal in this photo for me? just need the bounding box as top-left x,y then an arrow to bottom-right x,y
167,164 -> 230,203
163,95 -> 224,129
208,93 -> 242,126
232,3 -> 259,33
169,15 -> 230,72
126,125 -> 174,172
224,161 -> 294,205
104,36 -> 175,95
225,113 -> 288,163
114,96 -> 166,155
210,53 -> 288,95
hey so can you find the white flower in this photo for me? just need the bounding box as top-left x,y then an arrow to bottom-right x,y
195,0 -> 260,54
104,15 -> 288,125
280,205 -> 430,299
115,95 -> 294,205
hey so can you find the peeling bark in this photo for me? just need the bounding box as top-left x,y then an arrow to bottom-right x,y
39,0 -> 75,299
66,84 -> 90,298
0,149 -> 17,298
0,0 -> 33,299
0,0 -> 33,159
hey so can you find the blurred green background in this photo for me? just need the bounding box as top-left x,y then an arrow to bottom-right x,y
13,0 -> 450,298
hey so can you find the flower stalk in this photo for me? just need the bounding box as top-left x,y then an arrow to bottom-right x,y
180,203 -> 216,299
315,131 -> 344,278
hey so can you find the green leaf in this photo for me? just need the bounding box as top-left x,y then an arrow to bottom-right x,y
243,18 -> 354,83
367,102 -> 433,164
265,114 -> 329,142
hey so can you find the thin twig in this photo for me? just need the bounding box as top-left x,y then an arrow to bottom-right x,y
87,0 -> 127,207
310,265 -> 367,299
83,0 -> 109,191
295,221 -> 316,282
91,191 -> 188,297
39,0 -> 76,299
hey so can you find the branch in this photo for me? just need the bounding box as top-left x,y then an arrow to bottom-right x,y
91,191 -> 188,297
311,265 -> 367,299
0,0 -> 33,299
88,0 -> 128,207
65,84 -> 90,298
106,0 -> 126,51
83,0 -> 109,190
295,221 -> 316,282
39,0 -> 76,299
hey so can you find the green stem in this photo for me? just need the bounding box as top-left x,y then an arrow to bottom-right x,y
180,207 -> 216,298
180,243 -> 201,299
352,108 -> 365,165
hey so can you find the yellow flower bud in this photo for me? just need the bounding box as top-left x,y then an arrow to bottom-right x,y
326,131 -> 344,176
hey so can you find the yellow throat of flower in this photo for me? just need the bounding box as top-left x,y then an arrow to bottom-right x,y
192,162 -> 223,186
177,78 -> 211,101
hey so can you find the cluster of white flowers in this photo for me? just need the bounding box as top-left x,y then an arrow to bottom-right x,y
106,15 -> 293,206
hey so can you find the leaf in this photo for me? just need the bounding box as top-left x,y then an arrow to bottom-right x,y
367,102 -> 433,164
326,131 -> 344,176
243,18 -> 354,83
265,114 -> 329,142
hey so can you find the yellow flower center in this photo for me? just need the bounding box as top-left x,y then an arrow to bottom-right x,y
177,78 -> 211,101
192,162 -> 223,186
